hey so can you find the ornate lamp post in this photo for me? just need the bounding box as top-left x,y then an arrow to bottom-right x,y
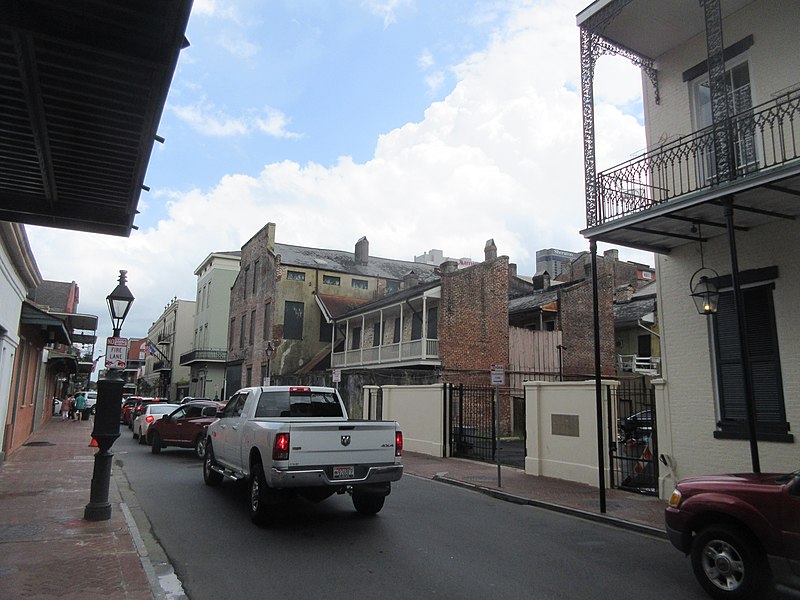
84,270 -> 134,521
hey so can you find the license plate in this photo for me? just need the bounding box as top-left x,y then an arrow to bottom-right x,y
333,466 -> 354,480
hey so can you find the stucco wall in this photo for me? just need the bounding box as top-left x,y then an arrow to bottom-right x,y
363,384 -> 444,456
524,380 -> 614,487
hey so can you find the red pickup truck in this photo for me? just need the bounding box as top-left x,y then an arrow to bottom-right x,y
664,469 -> 800,599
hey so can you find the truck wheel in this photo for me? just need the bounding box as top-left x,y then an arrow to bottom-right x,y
691,524 -> 767,599
194,435 -> 206,459
203,442 -> 223,486
248,462 -> 275,526
150,431 -> 162,454
352,492 -> 385,516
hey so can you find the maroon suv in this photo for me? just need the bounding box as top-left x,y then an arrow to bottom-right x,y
146,400 -> 223,458
665,469 -> 800,599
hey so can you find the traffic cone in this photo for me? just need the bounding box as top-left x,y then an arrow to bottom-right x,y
89,437 -> 99,448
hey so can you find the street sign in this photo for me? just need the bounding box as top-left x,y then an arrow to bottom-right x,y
490,364 -> 505,386
332,368 -> 341,383
105,337 -> 128,369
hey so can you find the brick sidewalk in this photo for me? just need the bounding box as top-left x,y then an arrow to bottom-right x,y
0,416 -> 152,600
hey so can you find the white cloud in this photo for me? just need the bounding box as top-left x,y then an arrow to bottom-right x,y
424,71 -> 446,96
218,34 -> 259,59
169,99 -> 301,139
26,0 -> 648,349
418,49 -> 434,70
361,0 -> 415,28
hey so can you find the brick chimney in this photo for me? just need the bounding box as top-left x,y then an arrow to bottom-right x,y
403,271 -> 419,289
509,263 -> 517,278
355,236 -> 369,266
440,260 -> 458,274
604,248 -> 619,262
484,239 -> 497,261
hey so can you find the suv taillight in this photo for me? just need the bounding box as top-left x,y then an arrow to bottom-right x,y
395,431 -> 403,457
273,432 -> 290,460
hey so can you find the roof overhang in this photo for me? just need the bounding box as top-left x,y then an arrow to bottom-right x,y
577,0 -> 753,59
20,301 -> 70,344
49,311 -> 98,332
0,0 -> 193,236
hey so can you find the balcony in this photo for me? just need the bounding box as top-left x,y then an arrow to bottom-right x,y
179,348 -> 228,366
597,90 -> 800,223
157,331 -> 172,343
154,360 -> 171,372
332,338 -> 439,369
586,89 -> 800,252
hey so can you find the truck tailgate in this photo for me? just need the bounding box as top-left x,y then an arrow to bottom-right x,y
286,421 -> 397,467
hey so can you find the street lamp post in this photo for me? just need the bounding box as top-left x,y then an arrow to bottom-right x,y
84,270 -> 134,521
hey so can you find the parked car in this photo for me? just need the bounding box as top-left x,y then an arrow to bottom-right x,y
618,408 -> 653,442
132,403 -> 179,444
84,391 -> 98,416
129,397 -> 166,429
147,400 -> 224,457
665,468 -> 800,599
120,397 -> 139,425
180,396 -> 211,405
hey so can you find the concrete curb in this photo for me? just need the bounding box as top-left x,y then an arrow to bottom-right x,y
431,474 -> 667,539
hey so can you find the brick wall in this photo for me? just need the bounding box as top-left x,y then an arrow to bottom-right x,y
558,266 -> 615,378
227,223 -> 277,389
439,257 -> 510,385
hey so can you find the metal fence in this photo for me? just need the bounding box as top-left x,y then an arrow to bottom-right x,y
447,383 -> 496,462
609,378 -> 658,495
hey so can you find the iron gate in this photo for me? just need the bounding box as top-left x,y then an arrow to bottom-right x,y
447,383 -> 496,462
609,378 -> 658,495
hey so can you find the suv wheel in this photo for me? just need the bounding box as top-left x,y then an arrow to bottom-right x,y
691,524 -> 767,599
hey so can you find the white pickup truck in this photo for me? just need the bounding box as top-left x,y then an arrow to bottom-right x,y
203,386 -> 403,525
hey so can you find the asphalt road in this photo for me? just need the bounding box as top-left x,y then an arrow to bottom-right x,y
113,432 -> 709,600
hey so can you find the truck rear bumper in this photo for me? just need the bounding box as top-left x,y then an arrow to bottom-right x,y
269,464 -> 403,488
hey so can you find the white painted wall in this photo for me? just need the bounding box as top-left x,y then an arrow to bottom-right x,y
524,380 -> 615,487
643,0 -> 800,150
362,384 -> 444,456
655,218 -> 800,497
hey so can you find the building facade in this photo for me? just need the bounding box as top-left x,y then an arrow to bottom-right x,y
578,0 -> 800,496
226,223 -> 439,391
143,298 -> 195,401
180,251 -> 240,400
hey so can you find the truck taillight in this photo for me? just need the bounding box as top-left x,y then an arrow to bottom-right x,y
273,432 -> 290,460
395,431 -> 403,456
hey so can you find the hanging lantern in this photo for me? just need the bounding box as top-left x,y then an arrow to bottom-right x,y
690,268 -> 720,315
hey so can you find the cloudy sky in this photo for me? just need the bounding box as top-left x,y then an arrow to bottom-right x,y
26,0 -> 648,352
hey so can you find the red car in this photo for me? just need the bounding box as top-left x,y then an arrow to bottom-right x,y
665,469 -> 800,599
147,401 -> 224,458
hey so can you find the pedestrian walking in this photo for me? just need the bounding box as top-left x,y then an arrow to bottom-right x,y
61,395 -> 72,421
74,392 -> 86,422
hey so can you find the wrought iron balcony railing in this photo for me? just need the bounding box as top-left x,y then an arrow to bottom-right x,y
157,331 -> 172,343
179,348 -> 228,365
592,88 -> 800,227
154,360 -> 171,371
